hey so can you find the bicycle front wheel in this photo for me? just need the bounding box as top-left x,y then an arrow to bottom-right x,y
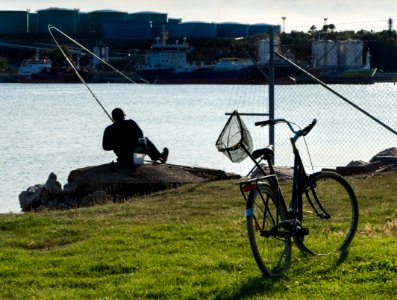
296,171 -> 359,255
246,184 -> 291,277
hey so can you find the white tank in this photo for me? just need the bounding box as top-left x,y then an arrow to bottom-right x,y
338,40 -> 363,67
312,40 -> 338,68
258,38 -> 280,64
92,46 -> 109,66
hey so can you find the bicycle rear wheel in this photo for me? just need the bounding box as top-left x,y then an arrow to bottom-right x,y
296,171 -> 359,255
246,183 -> 291,277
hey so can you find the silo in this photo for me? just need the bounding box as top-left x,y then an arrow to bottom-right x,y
324,41 -> 338,67
103,21 -> 152,39
37,8 -> 79,34
128,11 -> 167,23
0,10 -> 28,34
312,40 -> 338,68
92,45 -> 109,66
168,18 -> 182,24
179,22 -> 217,39
78,12 -> 90,34
217,22 -> 248,38
248,23 -> 280,36
258,39 -> 281,63
89,10 -> 128,34
338,40 -> 363,67
29,13 -> 39,33
152,22 -> 181,39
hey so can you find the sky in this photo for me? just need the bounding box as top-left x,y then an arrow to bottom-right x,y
0,0 -> 395,32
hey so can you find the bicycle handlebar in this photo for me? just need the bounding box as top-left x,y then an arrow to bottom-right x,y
255,118 -> 287,127
255,118 -> 317,140
301,119 -> 317,136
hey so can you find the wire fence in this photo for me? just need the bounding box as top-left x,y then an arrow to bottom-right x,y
227,34 -> 397,171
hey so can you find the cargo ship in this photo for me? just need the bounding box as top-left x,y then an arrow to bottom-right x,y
17,58 -> 89,83
134,33 -> 296,85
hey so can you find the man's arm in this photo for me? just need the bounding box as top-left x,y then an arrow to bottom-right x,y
102,127 -> 113,151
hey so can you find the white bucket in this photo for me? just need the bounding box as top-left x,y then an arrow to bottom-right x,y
133,153 -> 145,165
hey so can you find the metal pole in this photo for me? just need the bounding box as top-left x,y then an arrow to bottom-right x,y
269,27 -> 275,146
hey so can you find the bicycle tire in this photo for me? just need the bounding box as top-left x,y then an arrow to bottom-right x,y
246,183 -> 292,277
295,171 -> 359,255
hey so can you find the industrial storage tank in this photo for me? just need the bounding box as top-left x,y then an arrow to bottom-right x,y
337,40 -> 363,68
312,40 -> 338,68
168,18 -> 182,24
89,10 -> 128,34
179,22 -> 217,39
37,8 -> 79,34
128,11 -> 167,23
78,12 -> 90,34
103,21 -> 152,39
0,10 -> 28,34
29,13 -> 39,33
217,22 -> 248,38
248,23 -> 280,36
152,22 -> 181,39
258,38 -> 281,63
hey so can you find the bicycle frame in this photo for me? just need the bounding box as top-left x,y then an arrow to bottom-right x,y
289,138 -> 311,221
240,143 -> 305,222
239,120 -> 319,238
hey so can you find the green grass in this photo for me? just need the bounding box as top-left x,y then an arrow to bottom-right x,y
0,173 -> 396,299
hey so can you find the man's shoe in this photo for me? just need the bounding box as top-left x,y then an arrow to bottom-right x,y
160,147 -> 169,164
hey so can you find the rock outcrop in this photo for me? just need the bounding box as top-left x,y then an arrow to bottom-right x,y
336,147 -> 397,175
19,163 -> 240,212
19,148 -> 397,212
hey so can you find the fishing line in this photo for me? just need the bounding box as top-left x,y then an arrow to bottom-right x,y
48,24 -> 148,122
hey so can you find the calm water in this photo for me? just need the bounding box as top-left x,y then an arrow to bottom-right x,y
1,83 -> 396,213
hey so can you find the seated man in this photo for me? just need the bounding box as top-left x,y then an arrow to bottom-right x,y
103,108 -> 169,165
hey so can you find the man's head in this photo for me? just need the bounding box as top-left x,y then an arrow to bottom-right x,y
112,108 -> 125,122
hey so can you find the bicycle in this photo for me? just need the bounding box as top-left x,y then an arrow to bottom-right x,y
216,111 -> 359,277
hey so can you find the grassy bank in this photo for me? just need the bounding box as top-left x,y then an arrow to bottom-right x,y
0,173 -> 396,299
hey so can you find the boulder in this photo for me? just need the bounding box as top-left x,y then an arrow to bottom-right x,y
369,147 -> 397,166
19,172 -> 67,211
19,163 -> 240,212
336,147 -> 397,175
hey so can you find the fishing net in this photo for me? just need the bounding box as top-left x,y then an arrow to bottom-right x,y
216,110 -> 253,163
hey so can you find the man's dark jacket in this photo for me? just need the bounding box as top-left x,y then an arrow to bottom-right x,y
102,119 -> 143,163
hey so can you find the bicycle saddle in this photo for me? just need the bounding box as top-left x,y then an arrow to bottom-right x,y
252,145 -> 274,159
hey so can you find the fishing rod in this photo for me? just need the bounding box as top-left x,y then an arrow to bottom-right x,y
48,24 -> 148,122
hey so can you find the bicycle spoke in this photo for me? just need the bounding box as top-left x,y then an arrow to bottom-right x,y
246,184 -> 291,277
296,171 -> 359,255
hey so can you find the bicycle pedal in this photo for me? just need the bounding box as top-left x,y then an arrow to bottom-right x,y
295,226 -> 309,237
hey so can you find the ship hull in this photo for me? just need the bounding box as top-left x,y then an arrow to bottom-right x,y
136,65 -> 296,85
